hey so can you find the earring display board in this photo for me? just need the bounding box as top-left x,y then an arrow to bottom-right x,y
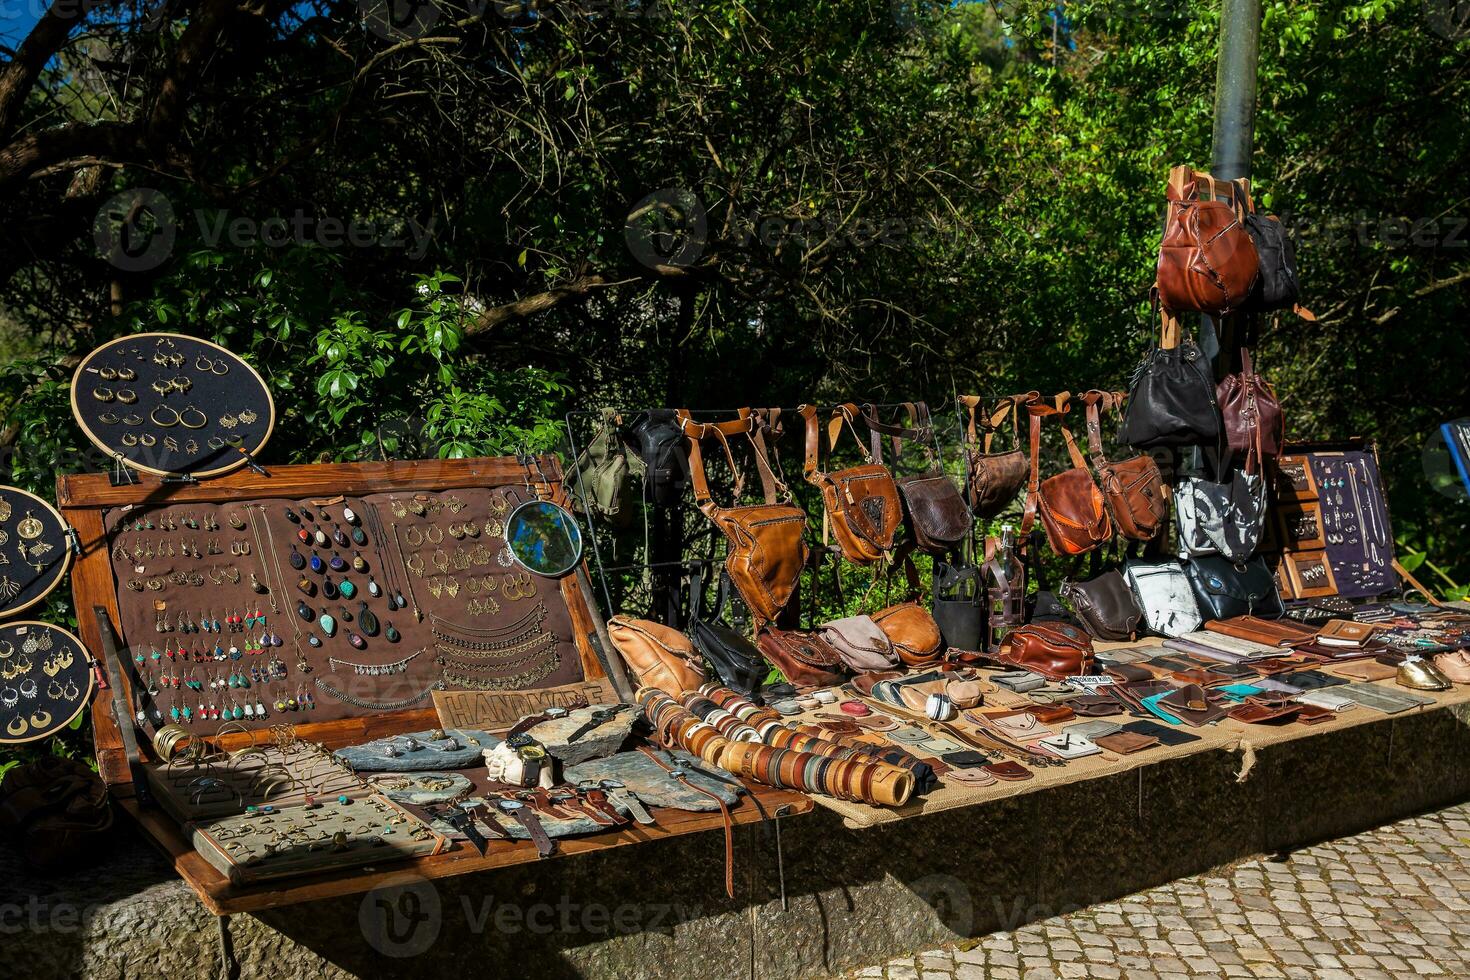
0,486 -> 73,619
0,621 -> 96,745
1272,441 -> 1396,600
70,333 -> 275,479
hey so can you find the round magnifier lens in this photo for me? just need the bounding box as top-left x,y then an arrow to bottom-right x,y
504,500 -> 584,577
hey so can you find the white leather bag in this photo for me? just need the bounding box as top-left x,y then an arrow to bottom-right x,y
1123,560 -> 1203,638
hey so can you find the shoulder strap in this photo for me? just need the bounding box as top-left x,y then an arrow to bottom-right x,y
860,401 -> 934,468
827,403 -> 873,463
679,409 -> 783,508
1080,390 -> 1120,465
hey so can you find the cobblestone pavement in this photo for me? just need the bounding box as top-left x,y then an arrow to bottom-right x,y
843,801 -> 1470,979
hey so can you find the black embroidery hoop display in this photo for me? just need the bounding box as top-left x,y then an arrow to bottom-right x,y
0,621 -> 95,745
0,486 -> 73,620
71,333 -> 275,479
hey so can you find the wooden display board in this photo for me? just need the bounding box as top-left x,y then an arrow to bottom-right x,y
57,456 -> 810,914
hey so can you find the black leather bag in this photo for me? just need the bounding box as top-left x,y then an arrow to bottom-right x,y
1119,310 -> 1223,450
629,409 -> 689,506
1240,212 -> 1301,313
688,572 -> 766,698
931,561 -> 983,652
1061,569 -> 1144,641
1183,555 -> 1284,621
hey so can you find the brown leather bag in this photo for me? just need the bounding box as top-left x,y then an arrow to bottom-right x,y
1155,168 -> 1259,315
0,758 -> 113,871
608,615 -> 708,694
960,392 -> 1037,518
1023,395 -> 1112,556
1080,390 -> 1167,541
999,621 -> 1095,681
871,601 -> 944,667
861,401 -> 971,553
800,403 -> 902,564
1217,348 -> 1283,461
680,409 -> 809,624
756,627 -> 847,688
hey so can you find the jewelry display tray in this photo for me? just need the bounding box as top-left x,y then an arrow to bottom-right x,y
58,456 -> 813,914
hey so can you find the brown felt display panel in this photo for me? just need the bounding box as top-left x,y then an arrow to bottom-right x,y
0,486 -> 74,620
71,333 -> 275,479
105,485 -> 583,735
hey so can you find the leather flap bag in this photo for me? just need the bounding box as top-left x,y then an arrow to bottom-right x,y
1024,395 -> 1112,556
756,627 -> 847,688
688,572 -> 767,698
1081,390 -> 1168,541
1217,348 -> 1283,461
801,403 -> 902,564
1155,171 -> 1259,316
1175,466 -> 1267,561
1061,569 -> 1143,641
819,614 -> 900,672
1184,555 -> 1285,621
1118,307 -> 1224,450
931,561 -> 983,652
1123,559 -> 1203,638
862,401 -> 972,553
871,602 -> 944,667
680,409 -> 809,624
629,408 -> 689,506
999,621 -> 1095,681
960,392 -> 1037,519
608,615 -> 708,695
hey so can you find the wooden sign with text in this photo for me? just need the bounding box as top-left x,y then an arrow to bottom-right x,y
433,676 -> 619,733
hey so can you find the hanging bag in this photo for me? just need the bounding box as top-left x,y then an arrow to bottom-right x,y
1118,305 -> 1225,450
1080,390 -> 1168,541
1024,394 -> 1112,557
629,408 -> 689,507
861,401 -> 972,553
800,403 -> 902,565
687,571 -> 767,698
1155,168 -> 1259,316
1233,179 -> 1314,319
571,408 -> 639,528
960,392 -> 1037,519
1216,348 -> 1284,462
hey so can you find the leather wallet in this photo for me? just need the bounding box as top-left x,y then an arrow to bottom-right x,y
982,760 -> 1034,781
1157,684 -> 1227,727
1331,660 -> 1396,681
1121,719 -> 1201,745
1027,704 -> 1076,724
1066,718 -> 1123,739
1205,616 -> 1318,647
1093,731 -> 1158,754
1069,693 -> 1126,717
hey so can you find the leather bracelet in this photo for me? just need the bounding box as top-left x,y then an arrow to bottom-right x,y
858,761 -> 879,804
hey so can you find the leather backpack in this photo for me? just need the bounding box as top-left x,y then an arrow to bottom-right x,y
628,409 -> 689,507
1081,390 -> 1167,541
960,392 -> 1036,519
800,403 -> 902,564
687,571 -> 766,698
679,409 -> 809,624
571,408 -> 639,528
861,401 -> 972,553
1216,348 -> 1283,462
1118,307 -> 1224,450
1023,394 -> 1112,556
1155,168 -> 1259,316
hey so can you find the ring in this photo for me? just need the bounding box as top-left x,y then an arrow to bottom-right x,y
151,406 -> 181,428
180,406 -> 207,429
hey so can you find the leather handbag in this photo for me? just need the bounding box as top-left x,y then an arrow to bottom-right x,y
862,402 -> 971,553
1081,390 -> 1167,541
1216,348 -> 1283,461
1184,555 -> 1285,621
1155,170 -> 1259,316
628,408 -> 689,506
571,408 -> 637,527
1118,307 -> 1224,450
0,758 -> 113,871
679,409 -> 809,624
1123,559 -> 1202,638
871,602 -> 944,667
607,615 -> 708,694
687,572 -> 767,697
756,627 -> 846,688
931,561 -> 983,651
960,392 -> 1037,519
1175,466 -> 1267,561
999,621 -> 1095,681
818,614 -> 900,672
1024,395 -> 1111,556
1234,179 -> 1314,318
800,403 -> 902,563
1061,569 -> 1143,641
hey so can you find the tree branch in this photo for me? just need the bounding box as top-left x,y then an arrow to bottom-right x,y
464,275 -> 637,337
1372,267 -> 1470,326
0,0 -> 93,143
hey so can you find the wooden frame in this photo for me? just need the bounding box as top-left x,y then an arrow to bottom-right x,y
57,456 -> 812,914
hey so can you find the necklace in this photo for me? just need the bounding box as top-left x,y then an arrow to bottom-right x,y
391,522 -> 422,622
16,511 -> 42,541
259,506 -> 311,672
430,602 -> 546,637
328,649 -> 423,676
314,676 -> 441,709
248,508 -> 279,615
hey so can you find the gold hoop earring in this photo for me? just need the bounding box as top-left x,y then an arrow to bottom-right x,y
116,389 -> 138,404
150,406 -> 181,428
92,387 -> 115,402
179,406 -> 207,429
139,434 -> 156,447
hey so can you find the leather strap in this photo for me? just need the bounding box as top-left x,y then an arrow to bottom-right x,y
679,408 -> 786,509
861,402 -> 935,468
1021,393 -> 1074,537
638,745 -> 736,898
1080,390 -> 1127,466
500,801 -> 555,857
961,392 -> 1038,454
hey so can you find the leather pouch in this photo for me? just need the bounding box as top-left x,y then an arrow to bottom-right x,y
1157,683 -> 1227,727
688,573 -> 766,697
1227,696 -> 1301,725
1027,703 -> 1075,724
757,628 -> 847,688
819,615 -> 899,672
1070,693 -> 1126,716
1094,731 -> 1159,754
999,621 -> 1095,681
872,602 -> 944,667
983,760 -> 1033,781
960,393 -> 1036,519
1062,569 -> 1143,641
628,408 -> 690,506
801,404 -> 902,563
863,402 -> 972,553
608,616 -> 708,695
1081,391 -> 1168,541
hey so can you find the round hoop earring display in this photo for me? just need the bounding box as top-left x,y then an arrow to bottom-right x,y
0,621 -> 96,746
504,500 -> 584,577
0,486 -> 73,620
70,333 -> 275,479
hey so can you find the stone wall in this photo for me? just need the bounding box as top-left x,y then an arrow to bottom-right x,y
2,704 -> 1467,980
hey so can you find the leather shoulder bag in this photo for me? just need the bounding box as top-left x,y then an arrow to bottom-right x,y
1233,179 -> 1314,319
1216,348 -> 1283,462
1081,390 -> 1167,541
1061,569 -> 1143,642
756,627 -> 847,688
999,621 -> 1095,681
1175,457 -> 1267,562
1184,555 -> 1285,621
628,408 -> 690,507
800,403 -> 902,564
1155,169 -> 1259,316
1023,394 -> 1112,556
1123,559 -> 1202,638
818,614 -> 899,672
871,601 -> 944,668
960,392 -> 1037,519
571,408 -> 638,527
687,572 -> 767,698
862,401 -> 972,554
607,615 -> 708,695
680,409 -> 809,624
1118,306 -> 1225,451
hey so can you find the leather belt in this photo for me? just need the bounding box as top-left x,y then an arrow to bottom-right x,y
639,745 -> 736,898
